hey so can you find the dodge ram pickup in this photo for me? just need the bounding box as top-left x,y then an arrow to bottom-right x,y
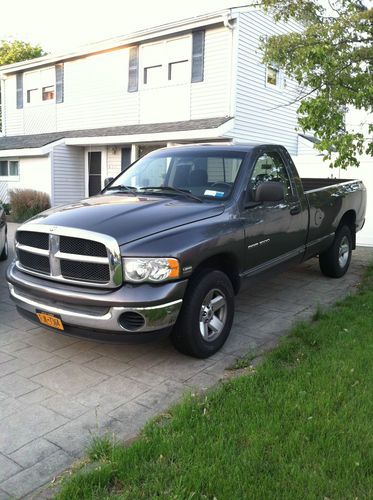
7,144 -> 366,358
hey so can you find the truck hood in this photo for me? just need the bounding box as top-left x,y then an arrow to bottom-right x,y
30,194 -> 225,246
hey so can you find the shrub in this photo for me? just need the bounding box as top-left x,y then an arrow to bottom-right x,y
9,189 -> 51,222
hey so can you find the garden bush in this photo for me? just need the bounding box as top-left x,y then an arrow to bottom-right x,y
9,189 -> 51,222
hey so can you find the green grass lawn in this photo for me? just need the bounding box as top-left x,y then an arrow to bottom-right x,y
56,265 -> 373,500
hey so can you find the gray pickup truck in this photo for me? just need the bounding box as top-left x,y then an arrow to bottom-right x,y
7,144 -> 366,357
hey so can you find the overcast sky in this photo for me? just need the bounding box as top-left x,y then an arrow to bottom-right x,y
1,0 -> 252,53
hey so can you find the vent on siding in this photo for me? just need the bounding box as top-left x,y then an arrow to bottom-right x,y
16,73 -> 23,109
128,46 -> 139,92
191,30 -> 205,83
55,63 -> 64,103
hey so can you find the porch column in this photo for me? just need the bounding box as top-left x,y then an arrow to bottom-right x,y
131,144 -> 139,163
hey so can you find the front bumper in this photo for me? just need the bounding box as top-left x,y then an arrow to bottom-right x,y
7,262 -> 187,335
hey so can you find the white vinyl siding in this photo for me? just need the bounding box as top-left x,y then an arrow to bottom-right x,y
2,26 -> 233,136
107,146 -> 122,178
0,156 -> 51,203
229,11 -> 302,154
3,75 -> 24,135
190,26 -> 232,119
51,144 -> 85,206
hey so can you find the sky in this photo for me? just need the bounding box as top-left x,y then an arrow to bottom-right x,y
3,0 -> 371,54
1,0 -> 251,53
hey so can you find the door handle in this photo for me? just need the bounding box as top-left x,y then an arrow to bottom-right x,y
290,204 -> 301,215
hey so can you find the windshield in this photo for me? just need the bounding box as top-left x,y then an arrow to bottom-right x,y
104,149 -> 246,200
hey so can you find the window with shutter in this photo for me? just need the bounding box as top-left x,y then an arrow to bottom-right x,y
16,73 -> 23,109
191,30 -> 205,83
55,63 -> 64,103
128,46 -> 139,92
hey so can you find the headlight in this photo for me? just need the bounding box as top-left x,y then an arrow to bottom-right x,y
123,257 -> 180,283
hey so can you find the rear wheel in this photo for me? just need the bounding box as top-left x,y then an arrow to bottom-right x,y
0,235 -> 8,261
319,225 -> 352,278
171,270 -> 234,358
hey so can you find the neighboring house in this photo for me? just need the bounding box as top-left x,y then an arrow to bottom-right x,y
1,6 -> 307,206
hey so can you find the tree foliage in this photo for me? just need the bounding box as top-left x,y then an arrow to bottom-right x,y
0,39 -> 45,66
260,0 -> 372,168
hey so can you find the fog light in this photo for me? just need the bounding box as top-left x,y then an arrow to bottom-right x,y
119,311 -> 145,331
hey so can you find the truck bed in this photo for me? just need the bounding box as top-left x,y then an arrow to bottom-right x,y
301,178 -> 353,193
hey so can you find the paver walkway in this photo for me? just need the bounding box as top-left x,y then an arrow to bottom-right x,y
0,222 -> 371,498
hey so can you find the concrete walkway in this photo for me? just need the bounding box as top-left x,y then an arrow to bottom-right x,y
0,223 -> 371,498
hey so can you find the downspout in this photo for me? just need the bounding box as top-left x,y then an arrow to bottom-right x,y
0,77 -> 6,136
221,10 -> 236,139
222,12 -> 234,30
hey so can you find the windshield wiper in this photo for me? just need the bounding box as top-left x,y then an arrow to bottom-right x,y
104,185 -> 138,195
139,186 -> 202,203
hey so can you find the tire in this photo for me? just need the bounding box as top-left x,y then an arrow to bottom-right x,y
171,269 -> 235,358
0,235 -> 8,261
319,225 -> 352,278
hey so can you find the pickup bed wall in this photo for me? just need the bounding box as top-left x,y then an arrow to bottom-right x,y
301,178 -> 353,192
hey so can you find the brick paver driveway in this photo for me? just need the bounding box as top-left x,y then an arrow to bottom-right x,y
0,222 -> 371,498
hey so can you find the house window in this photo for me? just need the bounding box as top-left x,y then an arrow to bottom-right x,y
168,60 -> 188,83
266,66 -> 280,87
139,36 -> 191,89
144,65 -> 163,86
24,67 -> 55,105
27,88 -> 38,104
0,161 -> 7,176
42,85 -> 55,101
0,160 -> 19,177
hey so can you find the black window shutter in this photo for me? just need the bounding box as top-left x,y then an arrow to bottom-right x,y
191,30 -> 205,83
128,46 -> 139,92
16,73 -> 23,109
55,63 -> 64,103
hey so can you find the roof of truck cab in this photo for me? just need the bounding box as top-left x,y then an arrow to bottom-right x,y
153,143 -> 283,153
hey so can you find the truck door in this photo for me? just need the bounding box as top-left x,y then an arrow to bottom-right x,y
241,148 -> 308,274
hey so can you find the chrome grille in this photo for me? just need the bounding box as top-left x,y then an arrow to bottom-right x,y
18,249 -> 50,275
59,236 -> 107,257
15,224 -> 122,288
60,260 -> 110,282
17,231 -> 49,250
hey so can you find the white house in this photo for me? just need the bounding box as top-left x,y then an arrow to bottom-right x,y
0,6 -> 305,205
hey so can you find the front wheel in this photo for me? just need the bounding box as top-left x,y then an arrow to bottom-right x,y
171,270 -> 234,358
319,225 -> 352,278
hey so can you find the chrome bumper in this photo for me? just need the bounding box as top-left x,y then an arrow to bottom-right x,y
8,283 -> 182,334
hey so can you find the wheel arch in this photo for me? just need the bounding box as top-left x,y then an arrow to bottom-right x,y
192,253 -> 241,295
338,210 -> 356,249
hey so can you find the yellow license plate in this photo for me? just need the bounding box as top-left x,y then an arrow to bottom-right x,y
36,311 -> 64,331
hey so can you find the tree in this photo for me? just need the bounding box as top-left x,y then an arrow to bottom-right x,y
0,39 -> 45,66
259,0 -> 372,168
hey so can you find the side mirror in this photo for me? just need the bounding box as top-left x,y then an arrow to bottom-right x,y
255,181 -> 284,203
104,177 -> 114,187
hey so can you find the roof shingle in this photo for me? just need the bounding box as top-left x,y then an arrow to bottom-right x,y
0,117 -> 231,151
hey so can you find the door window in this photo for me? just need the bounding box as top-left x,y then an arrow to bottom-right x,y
88,152 -> 102,196
249,151 -> 293,201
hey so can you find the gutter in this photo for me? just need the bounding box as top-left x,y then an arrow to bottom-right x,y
0,139 -> 65,158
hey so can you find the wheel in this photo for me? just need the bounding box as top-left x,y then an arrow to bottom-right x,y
0,235 -> 8,261
171,270 -> 234,358
319,225 -> 352,278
